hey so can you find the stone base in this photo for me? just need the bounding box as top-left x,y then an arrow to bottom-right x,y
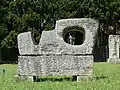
15,75 -> 92,82
108,58 -> 120,64
77,75 -> 93,82
18,55 -> 93,81
14,75 -> 34,82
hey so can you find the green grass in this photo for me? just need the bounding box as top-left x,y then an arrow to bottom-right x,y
0,63 -> 120,90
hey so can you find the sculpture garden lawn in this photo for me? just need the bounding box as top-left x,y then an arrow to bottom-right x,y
0,63 -> 120,90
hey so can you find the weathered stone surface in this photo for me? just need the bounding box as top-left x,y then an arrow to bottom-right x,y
76,75 -> 93,82
18,18 -> 98,55
40,30 -> 60,54
18,32 -> 41,55
17,18 -> 98,81
108,35 -> 120,63
18,55 -> 93,76
55,18 -> 98,55
14,75 -> 34,82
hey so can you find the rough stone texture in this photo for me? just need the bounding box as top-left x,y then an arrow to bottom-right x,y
18,32 -> 41,55
108,35 -> 120,63
18,18 -> 98,55
54,18 -> 98,55
17,18 -> 98,81
14,75 -> 34,82
76,75 -> 93,82
18,55 -> 93,76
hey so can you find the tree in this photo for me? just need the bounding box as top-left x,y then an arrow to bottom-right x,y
1,0 -> 120,48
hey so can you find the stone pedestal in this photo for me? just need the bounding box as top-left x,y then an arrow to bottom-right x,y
108,58 -> 120,64
76,75 -> 93,82
108,35 -> 120,63
18,55 -> 93,81
14,75 -> 34,82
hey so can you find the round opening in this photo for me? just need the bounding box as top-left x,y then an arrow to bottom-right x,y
63,26 -> 85,45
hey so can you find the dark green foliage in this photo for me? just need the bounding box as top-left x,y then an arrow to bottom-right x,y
0,0 -> 120,48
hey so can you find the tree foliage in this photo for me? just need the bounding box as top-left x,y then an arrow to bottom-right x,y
0,0 -> 120,48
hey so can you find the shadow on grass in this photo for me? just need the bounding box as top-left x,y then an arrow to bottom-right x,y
33,76 -> 108,82
33,76 -> 77,82
94,76 -> 108,80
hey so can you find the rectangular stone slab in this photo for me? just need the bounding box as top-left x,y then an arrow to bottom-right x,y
18,55 -> 93,76
108,35 -> 120,63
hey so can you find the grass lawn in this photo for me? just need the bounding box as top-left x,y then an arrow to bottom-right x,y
0,63 -> 120,90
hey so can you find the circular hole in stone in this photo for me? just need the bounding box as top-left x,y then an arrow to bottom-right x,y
63,26 -> 85,45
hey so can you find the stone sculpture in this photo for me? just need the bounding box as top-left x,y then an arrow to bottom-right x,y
108,35 -> 120,63
17,18 -> 98,81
